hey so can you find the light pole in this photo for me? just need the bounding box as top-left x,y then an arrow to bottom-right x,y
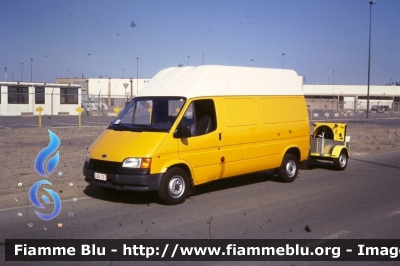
366,1 -> 376,119
136,58 -> 139,95
4,67 -> 7,81
332,69 -> 335,109
30,58 -> 33,82
282,53 -> 285,69
21,63 -> 24,81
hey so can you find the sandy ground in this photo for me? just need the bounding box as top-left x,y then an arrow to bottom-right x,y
346,120 -> 400,156
1,120 -> 400,209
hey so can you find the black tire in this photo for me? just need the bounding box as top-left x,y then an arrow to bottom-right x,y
158,167 -> 189,205
277,154 -> 298,183
333,150 -> 348,171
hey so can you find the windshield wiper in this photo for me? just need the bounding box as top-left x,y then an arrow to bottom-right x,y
132,124 -> 166,132
111,122 -> 128,127
132,124 -> 153,127
110,123 -> 164,132
108,123 -> 132,131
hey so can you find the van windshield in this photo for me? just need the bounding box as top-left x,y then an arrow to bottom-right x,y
109,97 -> 186,132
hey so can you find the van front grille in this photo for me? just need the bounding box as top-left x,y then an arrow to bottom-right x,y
87,159 -> 150,175
89,159 -> 121,172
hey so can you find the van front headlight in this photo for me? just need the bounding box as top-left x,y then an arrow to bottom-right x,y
85,152 -> 90,163
122,158 -> 151,169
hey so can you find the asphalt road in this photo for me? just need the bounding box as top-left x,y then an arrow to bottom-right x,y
1,151 -> 400,266
0,115 -> 114,128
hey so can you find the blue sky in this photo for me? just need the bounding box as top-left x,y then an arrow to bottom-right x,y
0,0 -> 399,85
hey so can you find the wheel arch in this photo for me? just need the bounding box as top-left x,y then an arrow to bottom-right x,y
284,146 -> 301,161
332,146 -> 349,158
165,162 -> 195,195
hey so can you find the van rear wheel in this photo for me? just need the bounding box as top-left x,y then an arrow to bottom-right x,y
158,167 -> 189,205
277,154 -> 298,183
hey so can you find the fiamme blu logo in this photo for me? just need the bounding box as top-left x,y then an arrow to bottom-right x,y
29,130 -> 62,221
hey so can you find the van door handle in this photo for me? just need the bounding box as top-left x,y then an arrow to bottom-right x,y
219,133 -> 222,141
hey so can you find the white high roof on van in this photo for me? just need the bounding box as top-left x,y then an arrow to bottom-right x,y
137,65 -> 303,98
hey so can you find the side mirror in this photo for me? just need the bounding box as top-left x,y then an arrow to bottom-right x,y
173,125 -> 192,139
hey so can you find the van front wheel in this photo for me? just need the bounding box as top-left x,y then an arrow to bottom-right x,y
277,154 -> 298,183
158,168 -> 189,205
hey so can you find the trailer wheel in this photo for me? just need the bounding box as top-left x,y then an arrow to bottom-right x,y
158,167 -> 188,205
333,150 -> 348,171
277,154 -> 298,183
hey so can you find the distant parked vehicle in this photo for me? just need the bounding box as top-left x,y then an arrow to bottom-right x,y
378,106 -> 390,112
371,105 -> 379,112
81,100 -> 108,111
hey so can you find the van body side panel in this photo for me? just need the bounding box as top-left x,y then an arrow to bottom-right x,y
218,98 -> 258,165
217,96 -> 309,178
219,97 -> 273,177
223,98 -> 259,126
260,97 -> 310,162
151,135 -> 179,174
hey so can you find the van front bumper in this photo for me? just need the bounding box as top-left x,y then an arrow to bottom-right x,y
83,166 -> 163,192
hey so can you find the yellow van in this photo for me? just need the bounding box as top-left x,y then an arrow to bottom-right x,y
83,65 -> 310,204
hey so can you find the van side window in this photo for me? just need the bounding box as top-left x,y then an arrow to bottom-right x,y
179,99 -> 217,137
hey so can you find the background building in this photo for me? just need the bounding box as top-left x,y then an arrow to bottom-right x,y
1,76 -> 400,116
303,84 -> 400,111
56,78 -> 150,111
0,82 -> 81,116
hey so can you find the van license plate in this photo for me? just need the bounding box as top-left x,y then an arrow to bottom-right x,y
94,172 -> 107,181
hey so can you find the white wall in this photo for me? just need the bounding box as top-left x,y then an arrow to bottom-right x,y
0,86 -> 6,115
0,85 -> 32,116
304,84 -> 399,110
0,82 -> 81,116
87,78 -> 150,98
303,85 -> 399,96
